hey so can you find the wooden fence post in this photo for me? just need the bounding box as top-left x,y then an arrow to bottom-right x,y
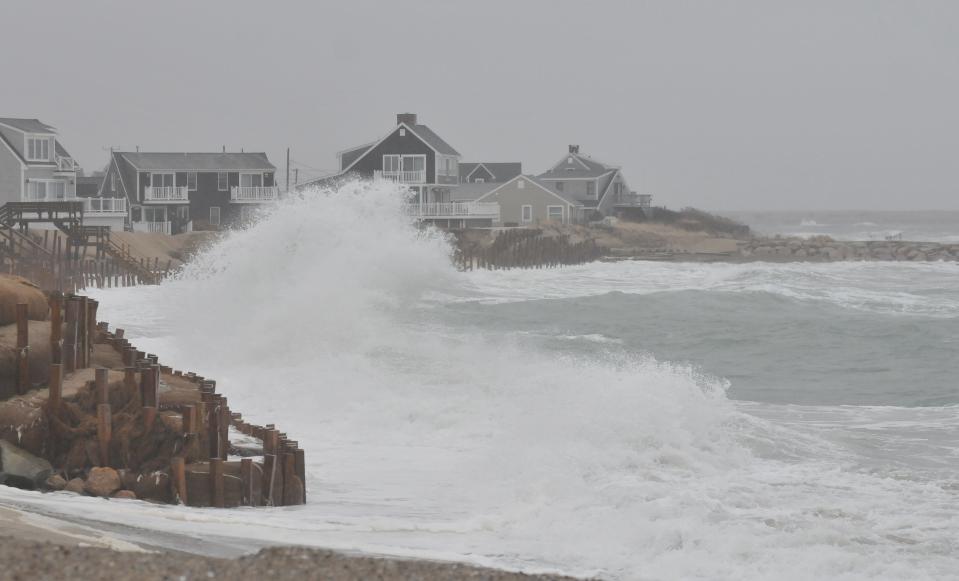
241,458 -> 254,506
15,303 -> 29,395
210,458 -> 225,508
171,457 -> 187,505
97,403 -> 111,466
49,293 -> 62,365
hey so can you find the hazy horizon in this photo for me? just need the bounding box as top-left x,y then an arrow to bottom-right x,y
2,0 -> 957,211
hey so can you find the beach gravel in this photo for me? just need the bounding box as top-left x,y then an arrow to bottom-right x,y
0,537 -> 587,581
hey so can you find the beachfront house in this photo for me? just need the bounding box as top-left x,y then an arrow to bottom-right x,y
454,175 -> 582,226
297,113 -> 500,228
537,145 -> 650,222
458,162 -> 522,184
0,117 -> 127,229
101,151 -> 278,234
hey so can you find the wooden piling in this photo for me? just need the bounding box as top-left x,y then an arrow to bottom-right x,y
49,293 -> 62,364
262,454 -> 276,506
171,457 -> 187,505
48,363 -> 63,410
143,406 -> 157,432
240,458 -> 254,506
210,458 -> 225,508
97,403 -> 111,466
15,303 -> 29,395
295,448 -> 306,503
95,367 -> 110,404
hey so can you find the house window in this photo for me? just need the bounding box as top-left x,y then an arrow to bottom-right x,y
217,172 -> 228,191
382,155 -> 425,180
187,172 -> 197,191
110,174 -> 116,193
239,173 -> 263,187
210,206 -> 221,226
150,173 -> 174,188
26,180 -> 64,200
143,207 -> 165,223
554,181 -> 564,192
587,181 -> 595,197
567,157 -> 573,164
517,179 -> 525,189
399,128 -> 406,137
521,205 -> 532,223
547,206 -> 564,223
475,178 -> 485,183
26,137 -> 49,161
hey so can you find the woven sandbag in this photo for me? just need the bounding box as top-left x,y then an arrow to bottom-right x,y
0,276 -> 48,325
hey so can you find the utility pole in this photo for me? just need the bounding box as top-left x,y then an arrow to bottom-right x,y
285,147 -> 290,194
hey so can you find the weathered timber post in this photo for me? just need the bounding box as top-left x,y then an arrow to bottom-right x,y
143,406 -> 157,432
97,403 -> 111,466
171,457 -> 187,505
95,367 -> 109,404
210,458 -> 225,508
262,453 -> 277,506
240,458 -> 254,506
295,448 -> 306,503
15,303 -> 29,395
48,363 -> 63,410
63,297 -> 78,373
49,293 -> 63,364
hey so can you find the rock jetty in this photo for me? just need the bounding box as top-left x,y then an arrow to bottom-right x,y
740,237 -> 959,262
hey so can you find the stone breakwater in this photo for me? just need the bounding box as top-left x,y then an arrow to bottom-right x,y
739,238 -> 959,262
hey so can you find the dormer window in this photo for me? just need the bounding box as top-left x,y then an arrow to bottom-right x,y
567,157 -> 573,164
26,136 -> 50,161
399,128 -> 406,137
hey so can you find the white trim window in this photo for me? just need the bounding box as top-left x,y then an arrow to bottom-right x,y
26,136 -> 50,161
239,173 -> 263,187
26,180 -> 67,201
187,172 -> 198,191
217,172 -> 229,191
521,205 -> 533,223
150,173 -> 174,188
110,173 -> 117,193
474,178 -> 485,183
547,205 -> 565,223
210,206 -> 221,226
517,179 -> 525,189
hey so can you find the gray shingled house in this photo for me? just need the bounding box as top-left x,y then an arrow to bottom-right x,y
458,162 -> 523,184
101,151 -> 278,234
297,113 -> 500,228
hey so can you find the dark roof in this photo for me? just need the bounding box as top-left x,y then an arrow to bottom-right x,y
117,152 -> 275,171
0,118 -> 56,133
410,124 -> 459,156
339,144 -> 372,170
75,176 -> 102,197
461,162 -> 522,182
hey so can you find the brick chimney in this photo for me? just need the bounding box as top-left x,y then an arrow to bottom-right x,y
397,113 -> 418,126
569,144 -> 580,154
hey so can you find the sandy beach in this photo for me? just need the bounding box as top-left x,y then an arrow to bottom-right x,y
0,505 -> 585,580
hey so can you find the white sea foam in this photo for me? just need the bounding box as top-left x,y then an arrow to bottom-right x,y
24,180 -> 951,579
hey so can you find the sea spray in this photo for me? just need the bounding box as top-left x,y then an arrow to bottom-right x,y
69,179 -> 959,580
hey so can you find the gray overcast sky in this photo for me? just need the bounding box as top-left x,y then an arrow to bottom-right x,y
2,0 -> 957,210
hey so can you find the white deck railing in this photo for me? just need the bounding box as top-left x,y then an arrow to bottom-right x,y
22,192 -> 74,202
375,169 -> 427,184
83,197 -> 127,213
132,221 -> 172,235
231,186 -> 278,202
144,186 -> 189,202
404,202 -> 500,219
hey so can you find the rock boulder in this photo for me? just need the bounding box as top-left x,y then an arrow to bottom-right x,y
84,467 -> 121,497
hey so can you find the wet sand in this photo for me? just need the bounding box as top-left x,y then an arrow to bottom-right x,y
0,506 -> 586,580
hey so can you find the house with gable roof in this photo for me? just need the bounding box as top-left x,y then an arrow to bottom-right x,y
298,113 -> 501,228
455,174 -> 583,226
101,150 -> 278,234
0,117 -> 128,229
537,145 -> 650,221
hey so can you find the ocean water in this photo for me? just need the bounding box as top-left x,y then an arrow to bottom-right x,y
724,210 -> 959,243
3,182 -> 958,580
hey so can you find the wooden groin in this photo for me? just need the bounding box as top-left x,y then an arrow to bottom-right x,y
454,228 -> 606,271
0,284 -> 305,508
